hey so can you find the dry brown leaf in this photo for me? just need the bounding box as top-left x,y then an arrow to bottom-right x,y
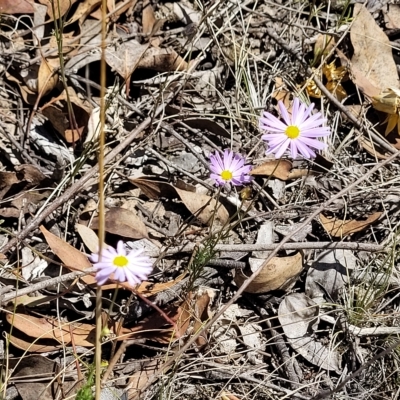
76,223 -> 103,253
0,191 -> 50,218
5,332 -> 59,353
125,302 -> 190,343
40,87 -> 92,142
278,293 -> 341,372
105,41 -> 149,80
41,225 -> 149,291
5,71 -> 37,104
0,171 -> 20,199
129,177 -> 229,226
192,289 -> 214,348
251,160 -> 309,180
314,34 -> 336,64
142,0 -> 156,35
0,0 -> 34,13
164,106 -> 231,138
175,187 -> 229,226
320,212 -> 382,237
234,252 -> 303,294
138,47 -> 188,72
128,359 -> 168,398
136,272 -> 186,296
336,49 -> 381,98
251,160 -> 293,180
0,164 -> 47,200
127,177 -> 175,199
90,207 -> 148,239
67,0 -> 101,25
6,313 -> 95,346
38,0 -> 77,20
350,4 -> 400,93
384,4 -> 400,29
38,57 -> 59,96
220,392 -> 241,400
40,225 -> 96,285
272,77 -> 290,107
90,0 -> 137,21
358,136 -> 389,160
0,165 -> 50,217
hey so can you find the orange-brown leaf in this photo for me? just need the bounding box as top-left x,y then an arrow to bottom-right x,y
320,212 -> 382,237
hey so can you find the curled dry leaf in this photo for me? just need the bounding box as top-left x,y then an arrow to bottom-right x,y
278,293 -> 341,372
234,252 -> 303,293
129,177 -> 229,226
90,207 -> 148,239
251,160 -> 309,181
320,211 -> 382,237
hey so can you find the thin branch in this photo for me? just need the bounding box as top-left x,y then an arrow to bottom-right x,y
160,241 -> 384,255
0,269 -> 94,304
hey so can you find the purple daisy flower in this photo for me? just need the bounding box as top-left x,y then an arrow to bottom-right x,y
89,241 -> 153,286
209,149 -> 253,186
260,98 -> 331,159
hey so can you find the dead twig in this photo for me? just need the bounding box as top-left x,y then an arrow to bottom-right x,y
160,241 -> 384,256
0,268 -> 94,304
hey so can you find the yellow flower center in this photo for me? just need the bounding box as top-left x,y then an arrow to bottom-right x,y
113,255 -> 129,268
285,125 -> 300,139
221,170 -> 233,181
